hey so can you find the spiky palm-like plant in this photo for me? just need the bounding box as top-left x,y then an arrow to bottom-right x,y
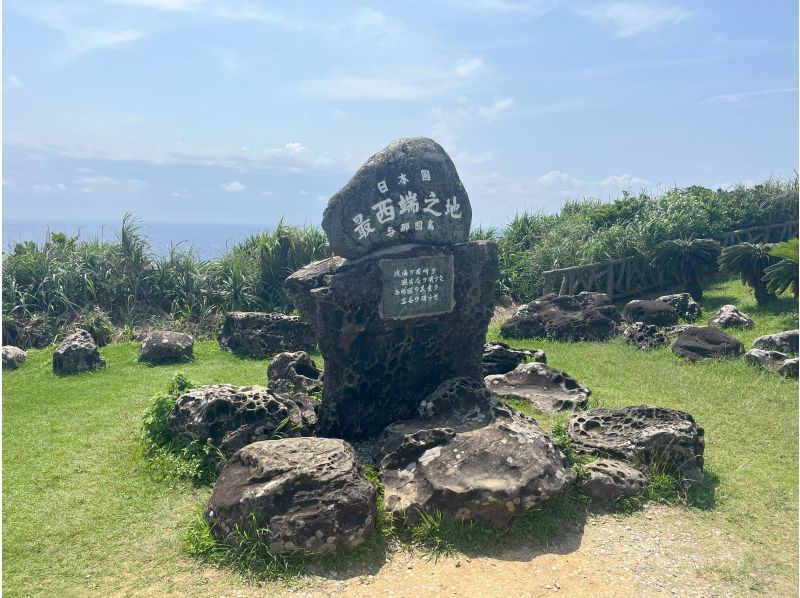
650,238 -> 721,301
719,242 -> 776,305
763,238 -> 799,298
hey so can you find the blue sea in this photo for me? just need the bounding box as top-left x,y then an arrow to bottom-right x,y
2,218 -> 283,260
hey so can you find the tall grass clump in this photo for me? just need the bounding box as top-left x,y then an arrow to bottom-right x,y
494,178 -> 798,301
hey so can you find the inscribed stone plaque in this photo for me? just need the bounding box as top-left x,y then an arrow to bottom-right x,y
379,255 -> 455,319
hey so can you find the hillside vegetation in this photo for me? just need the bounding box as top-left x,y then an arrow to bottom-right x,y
3,178 -> 797,347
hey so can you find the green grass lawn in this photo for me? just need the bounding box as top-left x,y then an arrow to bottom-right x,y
3,276 -> 798,596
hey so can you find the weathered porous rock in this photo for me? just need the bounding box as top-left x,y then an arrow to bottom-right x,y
484,362 -> 589,412
753,329 -> 799,355
710,304 -> 754,329
268,351 -> 323,395
205,438 -> 376,554
138,330 -> 194,364
52,329 -> 105,375
745,349 -> 799,377
655,293 -> 701,322
622,300 -> 678,327
217,312 -> 316,359
500,292 -> 623,342
168,384 -> 316,459
322,137 -> 472,259
2,346 -> 27,370
568,405 -> 705,484
671,326 -> 743,362
482,341 -> 546,376
286,242 -> 498,440
623,321 -> 668,350
373,377 -> 575,527
582,459 -> 648,500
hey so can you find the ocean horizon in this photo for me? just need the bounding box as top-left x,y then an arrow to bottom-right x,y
1,217 -> 310,260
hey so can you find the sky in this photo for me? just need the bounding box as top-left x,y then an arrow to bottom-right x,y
3,0 -> 798,229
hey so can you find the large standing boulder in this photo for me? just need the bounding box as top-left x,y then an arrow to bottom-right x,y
745,349 -> 799,378
655,293 -> 701,322
500,292 -> 622,342
2,346 -> 27,370
622,300 -> 678,327
217,312 -> 316,359
622,321 -> 668,350
286,242 -> 498,440
373,377 -> 575,527
753,330 -> 799,355
205,438 -> 376,554
671,326 -> 744,362
322,137 -> 472,259
168,384 -> 316,459
567,405 -> 705,484
581,459 -> 649,500
138,330 -> 194,364
267,351 -> 324,395
484,362 -> 589,412
52,329 -> 105,375
710,305 -> 754,329
482,341 -> 546,376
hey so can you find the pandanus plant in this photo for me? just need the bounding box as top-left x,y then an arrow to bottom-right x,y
718,242 -> 776,305
649,238 -> 721,301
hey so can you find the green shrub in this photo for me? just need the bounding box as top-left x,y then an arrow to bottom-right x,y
763,238 -> 799,298
719,242 -> 776,305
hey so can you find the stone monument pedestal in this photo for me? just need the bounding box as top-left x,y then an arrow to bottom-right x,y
287,241 -> 498,440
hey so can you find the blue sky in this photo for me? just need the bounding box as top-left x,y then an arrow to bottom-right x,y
3,0 -> 798,228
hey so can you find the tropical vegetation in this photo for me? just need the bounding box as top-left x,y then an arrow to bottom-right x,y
649,238 -> 721,300
719,242 -> 776,305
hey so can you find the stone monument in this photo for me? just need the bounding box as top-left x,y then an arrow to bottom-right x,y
287,137 -> 498,440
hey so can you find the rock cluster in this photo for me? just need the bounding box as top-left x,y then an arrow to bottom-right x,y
485,362 -> 590,412
267,351 -> 323,395
655,293 -> 701,322
2,346 -> 26,370
168,384 -> 316,460
217,312 -> 316,359
205,438 -> 376,554
481,341 -> 546,376
52,329 -> 105,375
568,405 -> 705,484
710,305 -> 753,329
139,330 -> 194,364
622,300 -> 678,327
373,377 -> 575,527
671,326 -> 743,362
500,292 -> 622,342
623,321 -> 669,350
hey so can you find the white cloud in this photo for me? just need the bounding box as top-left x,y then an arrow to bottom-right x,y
220,181 -> 245,192
114,0 -> 288,25
574,2 -> 691,38
478,98 -> 514,121
57,182 -> 69,191
431,97 -> 516,149
698,87 -> 797,105
6,75 -> 23,89
455,57 -> 486,77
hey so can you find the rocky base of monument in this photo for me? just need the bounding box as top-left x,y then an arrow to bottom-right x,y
267,351 -> 324,395
500,292 -> 623,342
482,341 -> 546,375
567,405 -> 705,484
217,312 -> 316,359
168,384 -> 317,461
373,377 -> 575,527
484,362 -> 590,412
205,438 -> 376,554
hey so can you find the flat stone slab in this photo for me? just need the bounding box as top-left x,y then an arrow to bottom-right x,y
374,377 -> 575,527
485,362 -> 590,412
205,438 -> 376,554
322,137 -> 472,259
567,405 -> 705,484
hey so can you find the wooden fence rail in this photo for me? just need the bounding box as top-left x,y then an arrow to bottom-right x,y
542,220 -> 798,300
